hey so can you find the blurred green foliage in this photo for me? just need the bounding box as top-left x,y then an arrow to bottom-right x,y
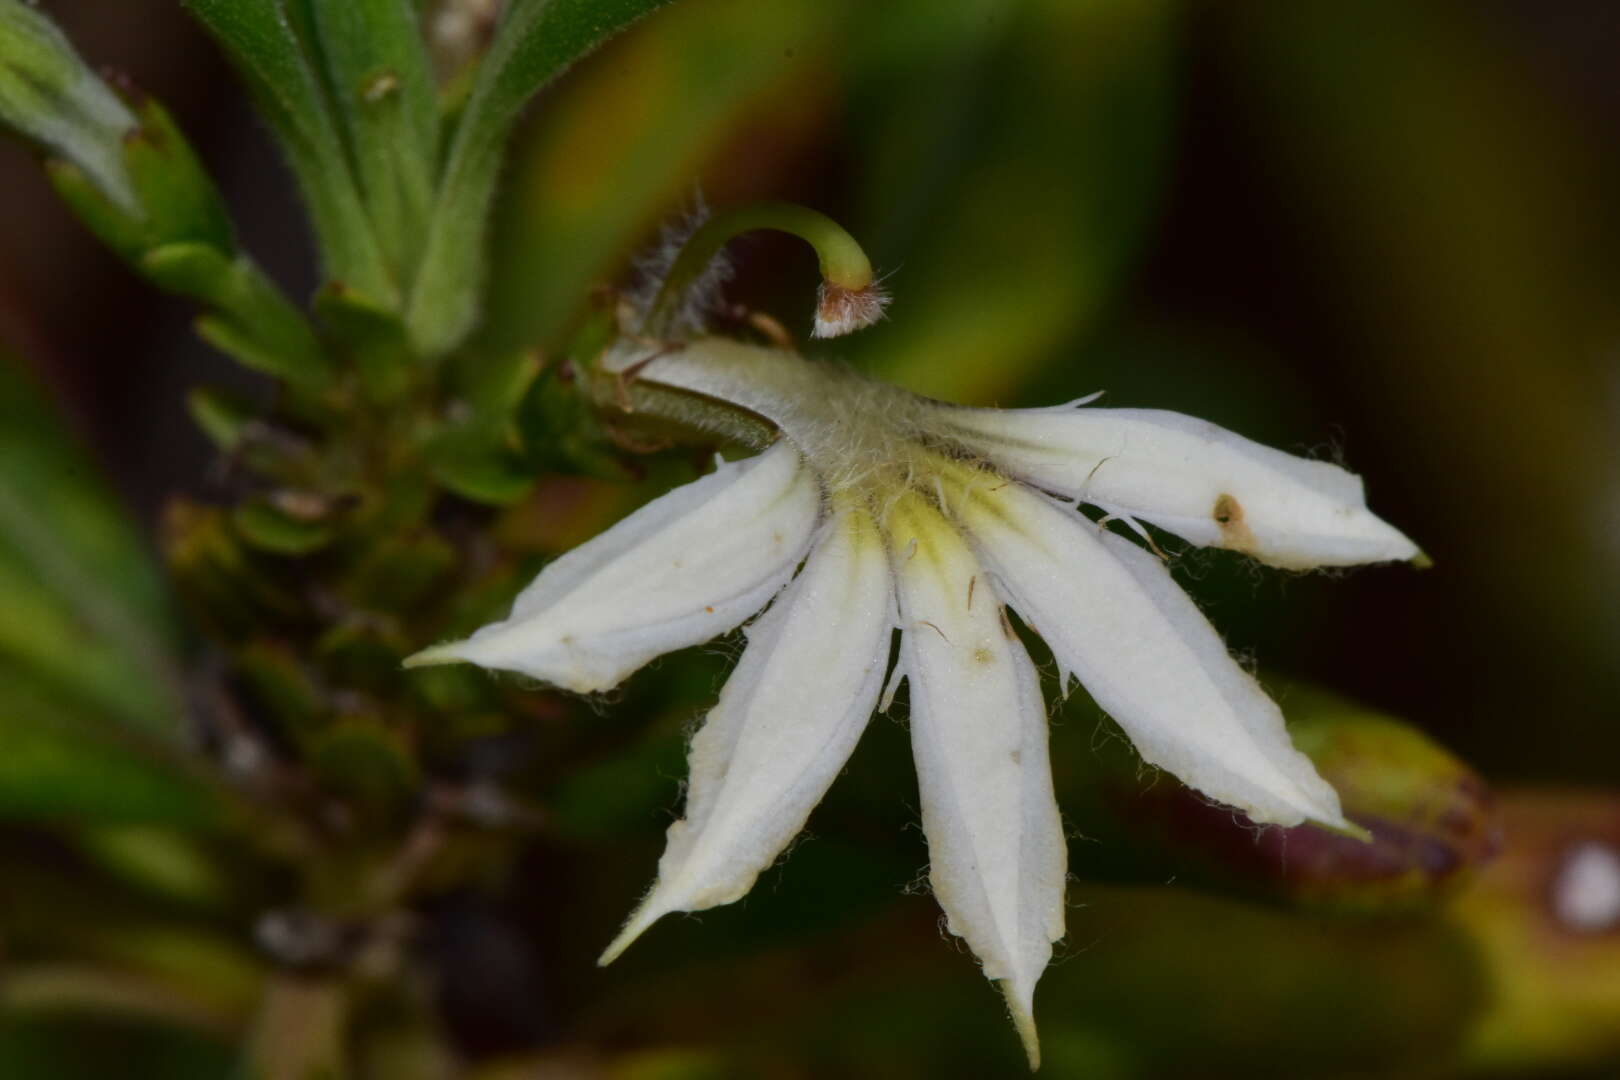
0,0 -> 1617,1077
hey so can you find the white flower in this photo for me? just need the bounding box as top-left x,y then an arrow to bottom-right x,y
408,337 -> 1419,1068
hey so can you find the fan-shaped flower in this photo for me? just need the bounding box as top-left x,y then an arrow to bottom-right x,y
409,331 -> 1420,1067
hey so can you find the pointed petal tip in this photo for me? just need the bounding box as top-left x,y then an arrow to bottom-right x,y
1318,815 -> 1374,844
596,897 -> 672,967
1410,549 -> 1434,570
401,642 -> 468,669
1001,979 -> 1043,1071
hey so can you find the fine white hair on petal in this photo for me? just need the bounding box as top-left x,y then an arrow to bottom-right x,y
405,442 -> 819,693
599,505 -> 894,964
937,405 -> 1421,570
888,496 -> 1067,1070
959,481 -> 1351,832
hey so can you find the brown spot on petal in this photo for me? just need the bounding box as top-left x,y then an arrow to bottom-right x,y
973,647 -> 994,665
1213,493 -> 1258,553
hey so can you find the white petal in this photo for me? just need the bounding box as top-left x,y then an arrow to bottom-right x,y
406,442 -> 819,692
939,405 -> 1420,569
959,481 -> 1350,833
599,505 -> 893,964
888,496 -> 1066,1070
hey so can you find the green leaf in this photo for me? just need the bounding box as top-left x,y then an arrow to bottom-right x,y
407,0 -> 677,356
183,0 -> 397,303
0,0 -> 137,208
230,498 -> 336,556
0,1012 -> 235,1079
0,350 -> 182,738
143,244 -> 328,387
41,95 -> 234,263
310,0 -> 439,278
0,665 -> 225,826
76,827 -> 233,910
0,352 -> 232,826
185,386 -> 257,453
432,446 -> 537,506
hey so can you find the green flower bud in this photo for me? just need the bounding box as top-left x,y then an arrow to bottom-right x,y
1098,684 -> 1499,913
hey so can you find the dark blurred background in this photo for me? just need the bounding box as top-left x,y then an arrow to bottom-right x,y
2,1 -> 1618,1076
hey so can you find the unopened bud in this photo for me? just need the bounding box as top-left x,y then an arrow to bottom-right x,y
1100,684 -> 1499,912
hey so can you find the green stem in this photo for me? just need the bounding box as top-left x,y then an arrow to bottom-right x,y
643,201 -> 876,335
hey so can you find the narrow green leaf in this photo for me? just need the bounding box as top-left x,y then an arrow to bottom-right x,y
432,447 -> 537,506
183,0 -> 397,303
0,665 -> 225,826
0,351 -> 232,826
185,386 -> 257,453
143,243 -> 328,386
311,0 -> 439,277
0,0 -> 137,207
407,0 -> 677,356
230,499 -> 336,556
76,827 -> 233,910
0,350 -> 183,737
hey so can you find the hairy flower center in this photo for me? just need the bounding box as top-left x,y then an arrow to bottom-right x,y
604,337 -> 1010,517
